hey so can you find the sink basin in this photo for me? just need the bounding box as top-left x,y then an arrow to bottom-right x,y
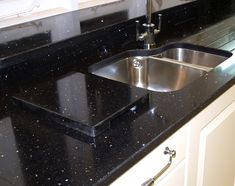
157,43 -> 232,70
160,48 -> 228,68
89,43 -> 232,92
90,56 -> 205,92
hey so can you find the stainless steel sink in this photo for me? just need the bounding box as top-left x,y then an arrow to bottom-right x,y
90,56 -> 205,92
89,43 -> 232,92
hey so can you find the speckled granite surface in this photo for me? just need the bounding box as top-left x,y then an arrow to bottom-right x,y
0,1 -> 235,186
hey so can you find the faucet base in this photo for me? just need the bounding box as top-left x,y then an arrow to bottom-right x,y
143,24 -> 157,49
144,43 -> 156,50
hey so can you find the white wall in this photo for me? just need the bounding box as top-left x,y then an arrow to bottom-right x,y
0,0 -> 78,18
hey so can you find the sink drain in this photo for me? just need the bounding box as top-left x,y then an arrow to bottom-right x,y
132,58 -> 144,68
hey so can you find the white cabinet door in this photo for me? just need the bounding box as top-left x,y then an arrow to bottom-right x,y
197,101 -> 235,186
186,85 -> 235,186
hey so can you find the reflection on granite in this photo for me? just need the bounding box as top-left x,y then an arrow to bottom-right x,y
183,16 -> 235,50
0,32 -> 51,60
0,117 -> 26,186
80,11 -> 128,33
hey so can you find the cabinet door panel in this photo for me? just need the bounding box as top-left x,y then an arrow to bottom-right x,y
197,101 -> 235,186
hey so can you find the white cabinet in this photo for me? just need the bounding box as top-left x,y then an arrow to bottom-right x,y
186,85 -> 235,186
197,101 -> 235,186
112,85 -> 235,186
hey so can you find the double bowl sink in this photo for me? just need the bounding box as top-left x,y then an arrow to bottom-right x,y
89,43 -> 232,92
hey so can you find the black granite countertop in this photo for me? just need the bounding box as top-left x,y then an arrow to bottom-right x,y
0,1 -> 235,186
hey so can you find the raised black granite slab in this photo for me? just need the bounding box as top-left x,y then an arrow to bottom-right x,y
12,72 -> 149,137
0,1 -> 235,186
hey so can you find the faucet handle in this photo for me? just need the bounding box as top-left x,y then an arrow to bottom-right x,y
154,14 -> 162,35
136,20 -> 148,41
136,20 -> 140,41
157,14 -> 162,31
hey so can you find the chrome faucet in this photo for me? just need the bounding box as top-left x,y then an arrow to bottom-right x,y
136,0 -> 162,49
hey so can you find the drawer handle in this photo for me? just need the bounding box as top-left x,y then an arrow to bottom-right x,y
141,147 -> 176,186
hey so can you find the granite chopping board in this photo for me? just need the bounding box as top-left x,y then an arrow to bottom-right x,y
12,72 -> 149,137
